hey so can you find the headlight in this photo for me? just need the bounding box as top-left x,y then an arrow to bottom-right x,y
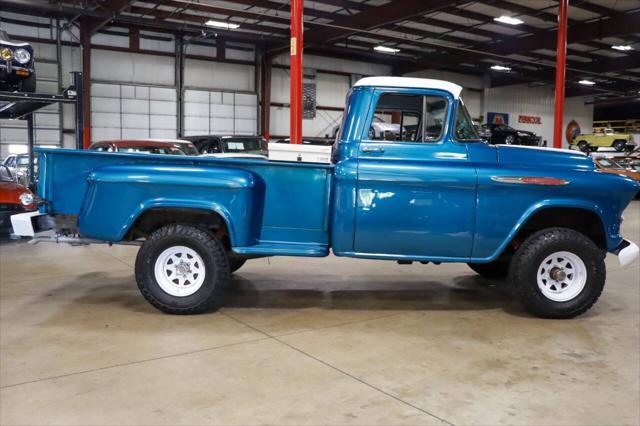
19,192 -> 34,207
0,47 -> 13,61
13,48 -> 30,64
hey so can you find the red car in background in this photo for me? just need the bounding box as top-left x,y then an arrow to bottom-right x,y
88,139 -> 199,156
0,165 -> 35,234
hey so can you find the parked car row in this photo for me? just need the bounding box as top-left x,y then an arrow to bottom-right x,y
88,136 -> 268,158
0,164 -> 35,234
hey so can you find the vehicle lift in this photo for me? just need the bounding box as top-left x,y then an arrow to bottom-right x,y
0,71 -> 84,188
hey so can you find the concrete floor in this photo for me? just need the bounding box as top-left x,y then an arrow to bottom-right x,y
1,202 -> 638,426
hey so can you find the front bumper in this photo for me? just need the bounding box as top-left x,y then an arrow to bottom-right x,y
615,239 -> 639,267
10,211 -> 49,237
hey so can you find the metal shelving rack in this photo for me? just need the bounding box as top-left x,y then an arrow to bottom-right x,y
0,72 -> 84,187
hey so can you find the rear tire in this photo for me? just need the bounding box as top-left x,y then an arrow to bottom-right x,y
509,228 -> 605,319
613,140 -> 626,152
135,224 -> 229,314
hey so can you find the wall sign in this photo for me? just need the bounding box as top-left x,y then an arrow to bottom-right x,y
487,112 -> 509,125
566,120 -> 581,144
518,115 -> 542,125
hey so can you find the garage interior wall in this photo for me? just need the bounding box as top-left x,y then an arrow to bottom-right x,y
1,12 -> 595,155
483,84 -> 594,148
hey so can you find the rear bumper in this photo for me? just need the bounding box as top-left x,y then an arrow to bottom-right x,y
615,239 -> 639,267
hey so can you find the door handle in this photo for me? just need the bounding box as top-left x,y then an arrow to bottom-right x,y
361,146 -> 385,153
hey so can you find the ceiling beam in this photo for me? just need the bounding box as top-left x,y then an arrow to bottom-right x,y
305,0 -> 450,45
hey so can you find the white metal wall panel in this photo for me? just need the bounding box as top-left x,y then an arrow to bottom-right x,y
184,59 -> 254,92
183,89 -> 257,136
91,83 -> 177,142
92,50 -> 175,86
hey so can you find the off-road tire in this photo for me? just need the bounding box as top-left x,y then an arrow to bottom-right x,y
229,258 -> 247,274
577,140 -> 589,152
613,140 -> 626,152
135,224 -> 229,314
468,259 -> 510,279
510,227 -> 605,319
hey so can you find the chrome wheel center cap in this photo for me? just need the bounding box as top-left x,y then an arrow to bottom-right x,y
176,262 -> 191,275
550,267 -> 566,282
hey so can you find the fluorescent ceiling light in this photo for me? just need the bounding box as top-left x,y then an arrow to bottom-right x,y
494,15 -> 524,25
373,45 -> 400,54
611,45 -> 633,51
205,20 -> 240,30
579,79 -> 596,85
491,65 -> 511,72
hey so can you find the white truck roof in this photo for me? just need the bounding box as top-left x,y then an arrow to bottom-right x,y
354,76 -> 463,99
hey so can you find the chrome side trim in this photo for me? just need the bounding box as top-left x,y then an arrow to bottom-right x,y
490,176 -> 570,186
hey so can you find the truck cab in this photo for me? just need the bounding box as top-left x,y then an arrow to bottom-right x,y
11,77 -> 640,319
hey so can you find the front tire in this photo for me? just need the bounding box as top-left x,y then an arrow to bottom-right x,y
504,134 -> 515,145
135,224 -> 229,314
510,228 -> 605,319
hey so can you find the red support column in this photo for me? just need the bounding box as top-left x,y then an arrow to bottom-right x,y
553,0 -> 569,149
290,0 -> 303,144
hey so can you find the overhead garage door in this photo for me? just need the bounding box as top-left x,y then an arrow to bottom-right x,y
183,89 -> 257,136
91,83 -> 177,142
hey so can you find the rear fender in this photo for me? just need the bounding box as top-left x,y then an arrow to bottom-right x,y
77,164 -> 262,245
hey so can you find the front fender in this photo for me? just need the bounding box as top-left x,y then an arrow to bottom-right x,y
474,199 -> 608,262
77,164 -> 262,245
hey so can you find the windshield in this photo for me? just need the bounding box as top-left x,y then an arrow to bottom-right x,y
0,165 -> 13,181
454,100 -> 481,141
17,156 -> 38,167
222,138 -> 266,155
120,146 -> 186,155
174,142 -> 199,156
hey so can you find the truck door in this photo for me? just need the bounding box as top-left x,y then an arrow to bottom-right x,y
354,90 -> 477,260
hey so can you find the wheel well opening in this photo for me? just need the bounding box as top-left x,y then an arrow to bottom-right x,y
512,207 -> 606,250
125,208 -> 231,249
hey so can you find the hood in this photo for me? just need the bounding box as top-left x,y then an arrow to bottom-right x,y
496,145 -> 594,170
516,130 -> 537,137
0,181 -> 32,206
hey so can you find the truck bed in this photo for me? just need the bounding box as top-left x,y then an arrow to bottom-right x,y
37,148 -> 334,256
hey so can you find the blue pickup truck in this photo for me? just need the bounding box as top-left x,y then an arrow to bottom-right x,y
11,77 -> 639,318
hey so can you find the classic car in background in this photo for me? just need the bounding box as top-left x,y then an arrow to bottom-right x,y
572,128 -> 635,152
592,157 -> 640,196
183,135 -> 268,157
0,29 -> 36,93
2,153 -> 37,187
481,124 -> 542,146
0,165 -> 35,234
89,139 -> 198,156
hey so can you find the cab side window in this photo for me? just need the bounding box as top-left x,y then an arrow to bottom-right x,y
366,93 -> 447,143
